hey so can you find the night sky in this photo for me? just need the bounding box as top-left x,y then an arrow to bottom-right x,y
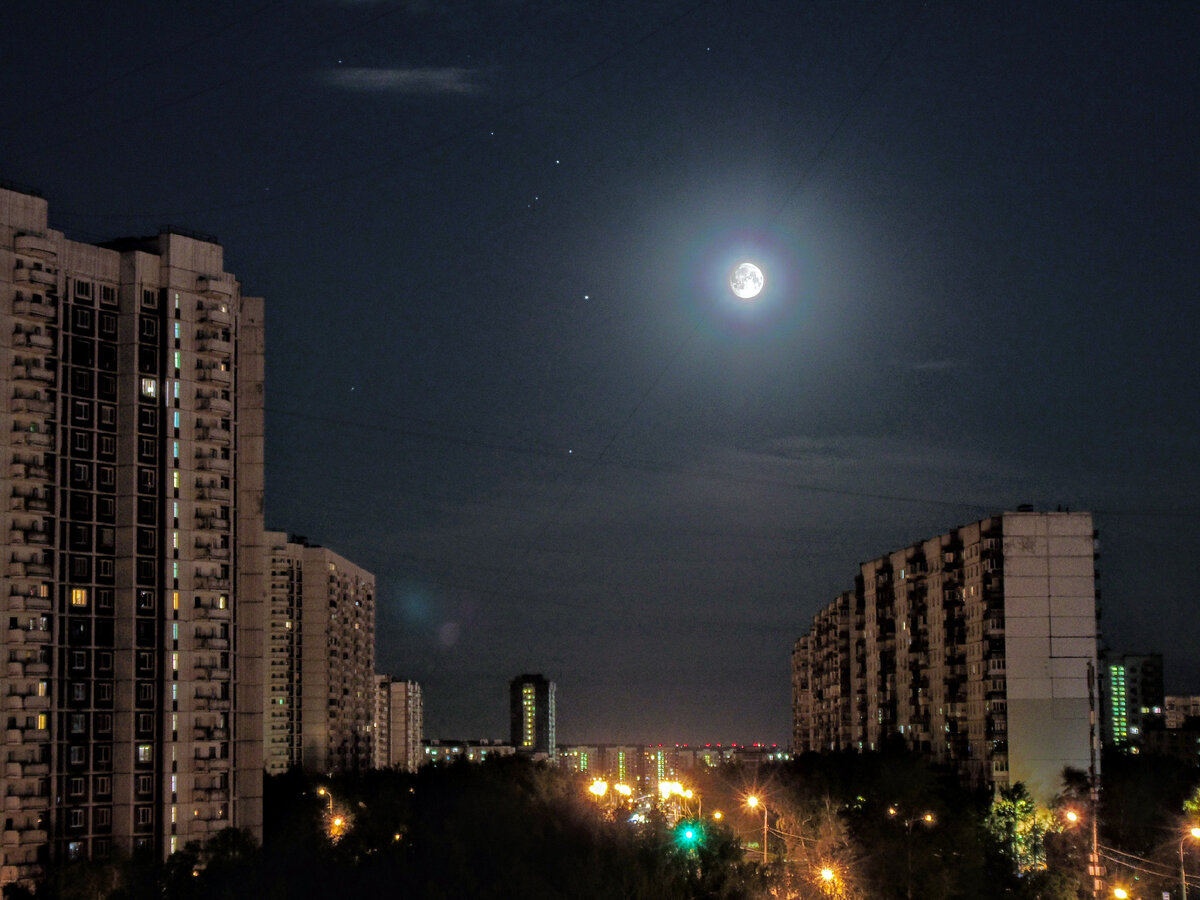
4,2 -> 1199,746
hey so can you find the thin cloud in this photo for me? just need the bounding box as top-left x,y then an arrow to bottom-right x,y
321,67 -> 486,95
910,358 -> 960,373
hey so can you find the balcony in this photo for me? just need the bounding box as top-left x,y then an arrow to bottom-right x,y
196,337 -> 232,355
13,268 -> 56,288
14,233 -> 56,260
195,456 -> 231,473
12,295 -> 56,320
196,426 -> 230,446
9,463 -> 52,482
196,366 -> 231,384
196,395 -> 232,414
198,303 -> 231,326
195,485 -> 230,501
197,276 -> 232,298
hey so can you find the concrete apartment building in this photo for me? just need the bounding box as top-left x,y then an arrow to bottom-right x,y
793,510 -> 1098,801
510,673 -> 555,760
0,185 -> 265,885
264,533 -> 374,776
373,676 -> 422,773
1100,652 -> 1164,751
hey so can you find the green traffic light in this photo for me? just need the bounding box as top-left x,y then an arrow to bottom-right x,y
675,820 -> 703,848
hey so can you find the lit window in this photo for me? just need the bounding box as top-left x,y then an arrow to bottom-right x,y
71,588 -> 88,607
137,744 -> 153,763
141,377 -> 157,398
173,470 -> 180,489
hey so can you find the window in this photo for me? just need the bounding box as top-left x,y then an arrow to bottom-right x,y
137,590 -> 155,611
68,777 -> 86,797
140,377 -> 157,398
138,683 -> 154,703
137,713 -> 154,735
71,587 -> 88,607
98,404 -> 116,427
136,806 -> 153,826
70,651 -> 87,671
98,434 -> 116,459
68,809 -> 85,829
94,807 -> 111,828
97,466 -> 115,489
136,744 -> 153,764
139,316 -> 158,339
94,775 -> 111,797
69,714 -> 86,735
70,683 -> 87,702
69,746 -> 86,765
95,713 -> 112,735
142,289 -> 157,309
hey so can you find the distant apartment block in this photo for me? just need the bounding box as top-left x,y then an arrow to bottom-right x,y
264,533 -> 374,775
793,510 -> 1099,801
1166,696 -> 1200,730
422,739 -> 514,765
510,673 -> 556,759
373,676 -> 423,772
1101,652 -> 1164,751
0,185 -> 265,886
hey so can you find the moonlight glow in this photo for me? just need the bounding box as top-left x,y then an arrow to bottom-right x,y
730,262 -> 764,299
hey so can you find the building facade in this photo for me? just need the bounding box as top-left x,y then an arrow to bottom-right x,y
509,673 -> 555,759
263,533 -> 374,775
1166,696 -> 1200,731
792,510 -> 1099,801
0,185 -> 265,885
1101,652 -> 1164,751
373,676 -> 422,772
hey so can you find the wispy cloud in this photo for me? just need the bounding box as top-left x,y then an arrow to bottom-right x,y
321,67 -> 486,95
909,358 -> 960,373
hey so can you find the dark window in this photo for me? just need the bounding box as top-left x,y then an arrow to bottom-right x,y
138,467 -> 156,493
68,524 -> 91,551
71,430 -> 93,457
70,368 -> 94,397
98,434 -> 116,460
139,316 -> 158,340
97,465 -> 115,490
136,590 -> 155,612
137,498 -> 156,524
97,344 -> 116,372
70,556 -> 90,580
137,406 -> 157,432
136,558 -> 156,585
97,496 -> 115,522
142,289 -> 157,309
99,311 -> 117,335
71,307 -> 93,333
97,404 -> 116,429
70,337 -> 94,366
69,493 -> 93,520
100,285 -> 116,306
138,437 -> 156,463
97,372 -> 117,399
70,462 -> 92,488
137,346 -> 158,374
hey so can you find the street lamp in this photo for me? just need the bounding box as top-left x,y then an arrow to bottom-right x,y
888,806 -> 934,900
316,787 -> 334,814
1180,825 -> 1200,900
746,796 -> 768,865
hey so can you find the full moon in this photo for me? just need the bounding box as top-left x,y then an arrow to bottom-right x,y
730,262 -> 764,299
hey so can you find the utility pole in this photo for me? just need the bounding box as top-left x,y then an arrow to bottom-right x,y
1087,660 -> 1102,900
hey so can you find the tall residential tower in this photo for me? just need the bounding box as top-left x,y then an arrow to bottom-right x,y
510,673 -> 556,760
264,533 -> 374,776
793,510 -> 1098,801
0,185 -> 265,886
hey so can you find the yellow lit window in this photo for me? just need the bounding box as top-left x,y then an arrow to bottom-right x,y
173,591 -> 180,611
70,588 -> 88,607
36,713 -> 47,730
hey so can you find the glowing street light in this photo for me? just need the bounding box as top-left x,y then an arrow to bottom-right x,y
1180,825 -> 1200,900
746,795 -> 768,865
589,779 -> 608,798
1112,888 -> 1129,900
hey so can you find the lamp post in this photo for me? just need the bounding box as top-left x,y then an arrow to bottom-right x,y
889,806 -> 933,900
1180,825 -> 1200,900
317,787 -> 334,815
747,796 -> 768,865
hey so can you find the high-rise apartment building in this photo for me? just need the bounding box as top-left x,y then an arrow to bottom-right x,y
372,676 -> 423,772
1101,652 -> 1164,751
793,510 -> 1098,801
0,185 -> 265,886
509,673 -> 555,759
263,533 -> 374,776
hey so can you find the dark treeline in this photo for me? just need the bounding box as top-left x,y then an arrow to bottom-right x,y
11,743 -> 1200,899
